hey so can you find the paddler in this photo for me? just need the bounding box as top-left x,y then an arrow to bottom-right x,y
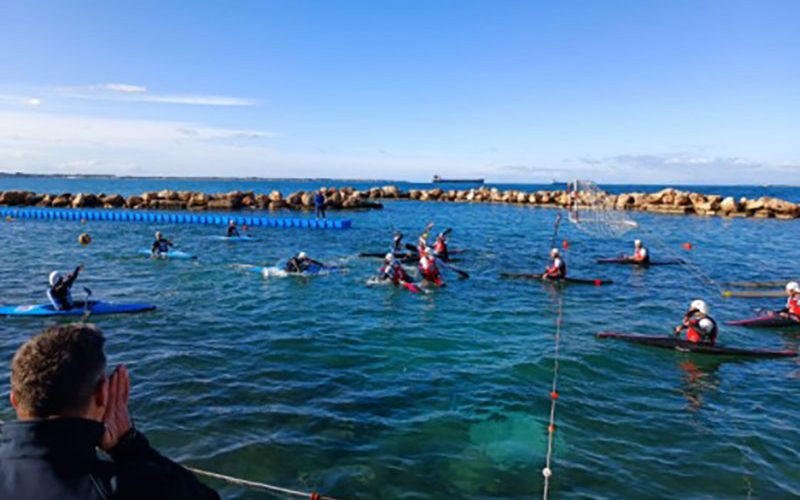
391,231 -> 404,255
285,252 -> 324,273
433,230 -> 450,261
780,281 -> 800,319
674,299 -> 718,345
628,239 -> 649,264
151,231 -> 174,256
379,253 -> 412,286
226,220 -> 240,237
543,248 -> 566,280
47,264 -> 84,311
419,246 -> 445,286
418,222 -> 435,255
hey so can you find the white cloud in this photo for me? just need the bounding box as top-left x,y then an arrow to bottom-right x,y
0,94 -> 42,107
95,83 -> 147,94
61,83 -> 257,107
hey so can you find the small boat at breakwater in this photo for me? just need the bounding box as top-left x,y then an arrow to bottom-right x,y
432,175 -> 484,184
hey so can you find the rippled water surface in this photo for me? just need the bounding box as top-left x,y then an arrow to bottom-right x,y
1,178 -> 798,499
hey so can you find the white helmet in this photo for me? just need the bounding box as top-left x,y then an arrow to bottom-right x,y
550,248 -> 560,256
786,281 -> 800,293
298,252 -> 308,260
385,253 -> 394,262
634,239 -> 642,246
690,299 -> 709,315
155,231 -> 162,239
49,271 -> 62,287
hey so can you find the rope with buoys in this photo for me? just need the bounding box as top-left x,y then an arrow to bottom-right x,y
542,293 -> 564,500
0,418 -> 339,499
541,210 -> 565,500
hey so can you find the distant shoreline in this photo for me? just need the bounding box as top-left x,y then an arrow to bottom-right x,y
0,171 -> 795,188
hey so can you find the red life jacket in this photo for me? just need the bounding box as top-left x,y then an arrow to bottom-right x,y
787,295 -> 800,315
545,257 -> 566,278
419,255 -> 440,278
634,247 -> 649,262
686,315 -> 718,344
434,239 -> 447,255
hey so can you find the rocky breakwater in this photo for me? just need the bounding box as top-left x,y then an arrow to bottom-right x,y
0,187 -> 384,212
395,186 -> 798,219
0,185 -> 797,219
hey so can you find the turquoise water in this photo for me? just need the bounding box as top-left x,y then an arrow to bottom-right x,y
1,178 -> 798,499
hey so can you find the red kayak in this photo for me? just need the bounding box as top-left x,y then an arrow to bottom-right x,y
500,273 -> 613,286
725,314 -> 800,328
597,332 -> 797,358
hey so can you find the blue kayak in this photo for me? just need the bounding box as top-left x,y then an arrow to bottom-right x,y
213,235 -> 256,242
138,249 -> 197,259
0,301 -> 156,317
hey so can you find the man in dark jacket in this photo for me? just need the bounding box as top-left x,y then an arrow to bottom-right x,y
0,323 -> 220,499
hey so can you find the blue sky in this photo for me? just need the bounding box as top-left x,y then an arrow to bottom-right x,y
0,0 -> 798,184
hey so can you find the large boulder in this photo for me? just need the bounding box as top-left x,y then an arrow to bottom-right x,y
269,200 -> 288,210
719,196 -> 739,213
207,199 -> 240,210
286,192 -> 303,205
51,194 -> 72,207
37,194 -> 54,207
189,193 -> 209,206
101,194 -> 125,207
141,192 -> 160,203
156,200 -> 187,210
72,193 -> 99,208
0,190 -> 29,205
764,197 -> 797,216
382,185 -> 400,198
268,190 -> 283,202
158,189 -> 179,201
301,192 -> 315,207
126,195 -> 143,208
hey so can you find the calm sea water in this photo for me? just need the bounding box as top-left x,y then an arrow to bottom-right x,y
1,177 -> 798,499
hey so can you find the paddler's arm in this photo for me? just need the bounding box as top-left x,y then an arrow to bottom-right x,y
65,264 -> 83,287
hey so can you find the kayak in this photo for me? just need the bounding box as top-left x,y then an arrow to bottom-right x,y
597,332 -> 797,358
500,273 -> 613,286
721,290 -> 784,298
212,235 -> 255,242
138,249 -> 197,260
0,301 -> 156,317
722,280 -> 796,288
725,314 -> 800,328
596,258 -> 684,266
366,277 -> 426,294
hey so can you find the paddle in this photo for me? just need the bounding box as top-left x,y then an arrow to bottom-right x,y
438,258 -> 470,279
81,287 -> 93,321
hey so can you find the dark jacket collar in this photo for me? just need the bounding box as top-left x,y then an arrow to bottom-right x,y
0,417 -> 104,463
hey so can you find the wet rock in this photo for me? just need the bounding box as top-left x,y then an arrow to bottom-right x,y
0,190 -> 29,205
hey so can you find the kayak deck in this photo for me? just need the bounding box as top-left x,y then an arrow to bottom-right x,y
597,332 -> 797,358
0,301 -> 156,317
138,249 -> 197,259
500,273 -> 613,285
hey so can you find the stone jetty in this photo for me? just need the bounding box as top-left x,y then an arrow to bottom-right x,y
0,186 -> 797,219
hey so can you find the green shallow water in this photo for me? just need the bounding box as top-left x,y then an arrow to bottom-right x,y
1,179 -> 799,499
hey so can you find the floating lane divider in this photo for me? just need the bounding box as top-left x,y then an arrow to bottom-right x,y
0,207 -> 352,230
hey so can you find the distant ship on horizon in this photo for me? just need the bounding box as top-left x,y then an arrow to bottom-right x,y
432,175 -> 484,184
